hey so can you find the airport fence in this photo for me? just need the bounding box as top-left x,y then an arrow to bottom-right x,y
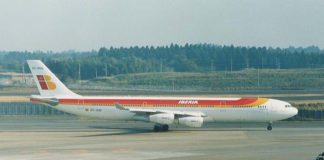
289,109 -> 324,121
0,102 -> 70,115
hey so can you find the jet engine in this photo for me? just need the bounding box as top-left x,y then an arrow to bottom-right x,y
179,116 -> 203,127
149,113 -> 174,124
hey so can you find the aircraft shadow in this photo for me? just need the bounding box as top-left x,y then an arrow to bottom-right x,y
77,126 -> 265,137
173,128 -> 266,132
77,126 -> 153,137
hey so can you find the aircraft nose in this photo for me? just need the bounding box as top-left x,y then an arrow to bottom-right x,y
291,107 -> 298,116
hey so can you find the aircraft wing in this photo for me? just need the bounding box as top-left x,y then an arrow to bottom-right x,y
114,103 -> 206,117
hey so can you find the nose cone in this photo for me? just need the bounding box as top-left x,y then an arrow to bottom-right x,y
283,107 -> 298,119
288,107 -> 298,117
290,107 -> 298,117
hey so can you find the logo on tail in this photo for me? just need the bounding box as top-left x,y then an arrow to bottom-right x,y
37,75 -> 56,90
27,60 -> 80,97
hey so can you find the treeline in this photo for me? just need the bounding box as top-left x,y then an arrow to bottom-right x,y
0,44 -> 324,82
86,69 -> 324,91
0,50 -> 96,74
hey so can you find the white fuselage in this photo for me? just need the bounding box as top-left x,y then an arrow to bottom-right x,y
49,96 -> 298,123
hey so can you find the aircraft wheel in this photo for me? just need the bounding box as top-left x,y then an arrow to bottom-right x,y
153,125 -> 161,132
267,123 -> 272,131
162,125 -> 169,132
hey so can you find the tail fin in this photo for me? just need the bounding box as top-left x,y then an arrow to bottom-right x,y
27,60 -> 80,97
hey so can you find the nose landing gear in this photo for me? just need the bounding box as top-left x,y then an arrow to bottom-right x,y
267,122 -> 272,131
153,124 -> 169,132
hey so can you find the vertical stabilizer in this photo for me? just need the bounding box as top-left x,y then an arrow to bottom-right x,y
27,60 -> 80,97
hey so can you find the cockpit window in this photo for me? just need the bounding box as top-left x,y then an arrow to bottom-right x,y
285,105 -> 291,108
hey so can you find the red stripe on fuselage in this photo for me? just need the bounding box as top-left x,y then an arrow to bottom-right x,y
59,98 -> 258,106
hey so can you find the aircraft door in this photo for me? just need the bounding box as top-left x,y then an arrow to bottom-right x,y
267,104 -> 278,121
265,104 -> 276,121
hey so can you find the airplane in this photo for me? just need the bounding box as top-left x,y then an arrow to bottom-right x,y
27,60 -> 298,132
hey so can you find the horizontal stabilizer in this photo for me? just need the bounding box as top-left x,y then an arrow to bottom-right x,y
30,95 -> 59,106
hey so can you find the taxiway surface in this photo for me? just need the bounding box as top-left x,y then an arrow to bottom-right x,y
0,116 -> 323,160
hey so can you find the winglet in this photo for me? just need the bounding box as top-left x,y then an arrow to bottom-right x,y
114,103 -> 129,111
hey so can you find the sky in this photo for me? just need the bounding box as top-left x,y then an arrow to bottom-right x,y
0,0 -> 324,51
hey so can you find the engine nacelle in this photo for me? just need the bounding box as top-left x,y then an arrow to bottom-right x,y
179,116 -> 203,127
149,113 -> 174,124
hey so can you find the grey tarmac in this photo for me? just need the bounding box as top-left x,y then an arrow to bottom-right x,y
0,116 -> 323,160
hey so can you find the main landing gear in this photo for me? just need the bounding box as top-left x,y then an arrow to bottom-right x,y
153,124 -> 169,132
267,122 -> 272,131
